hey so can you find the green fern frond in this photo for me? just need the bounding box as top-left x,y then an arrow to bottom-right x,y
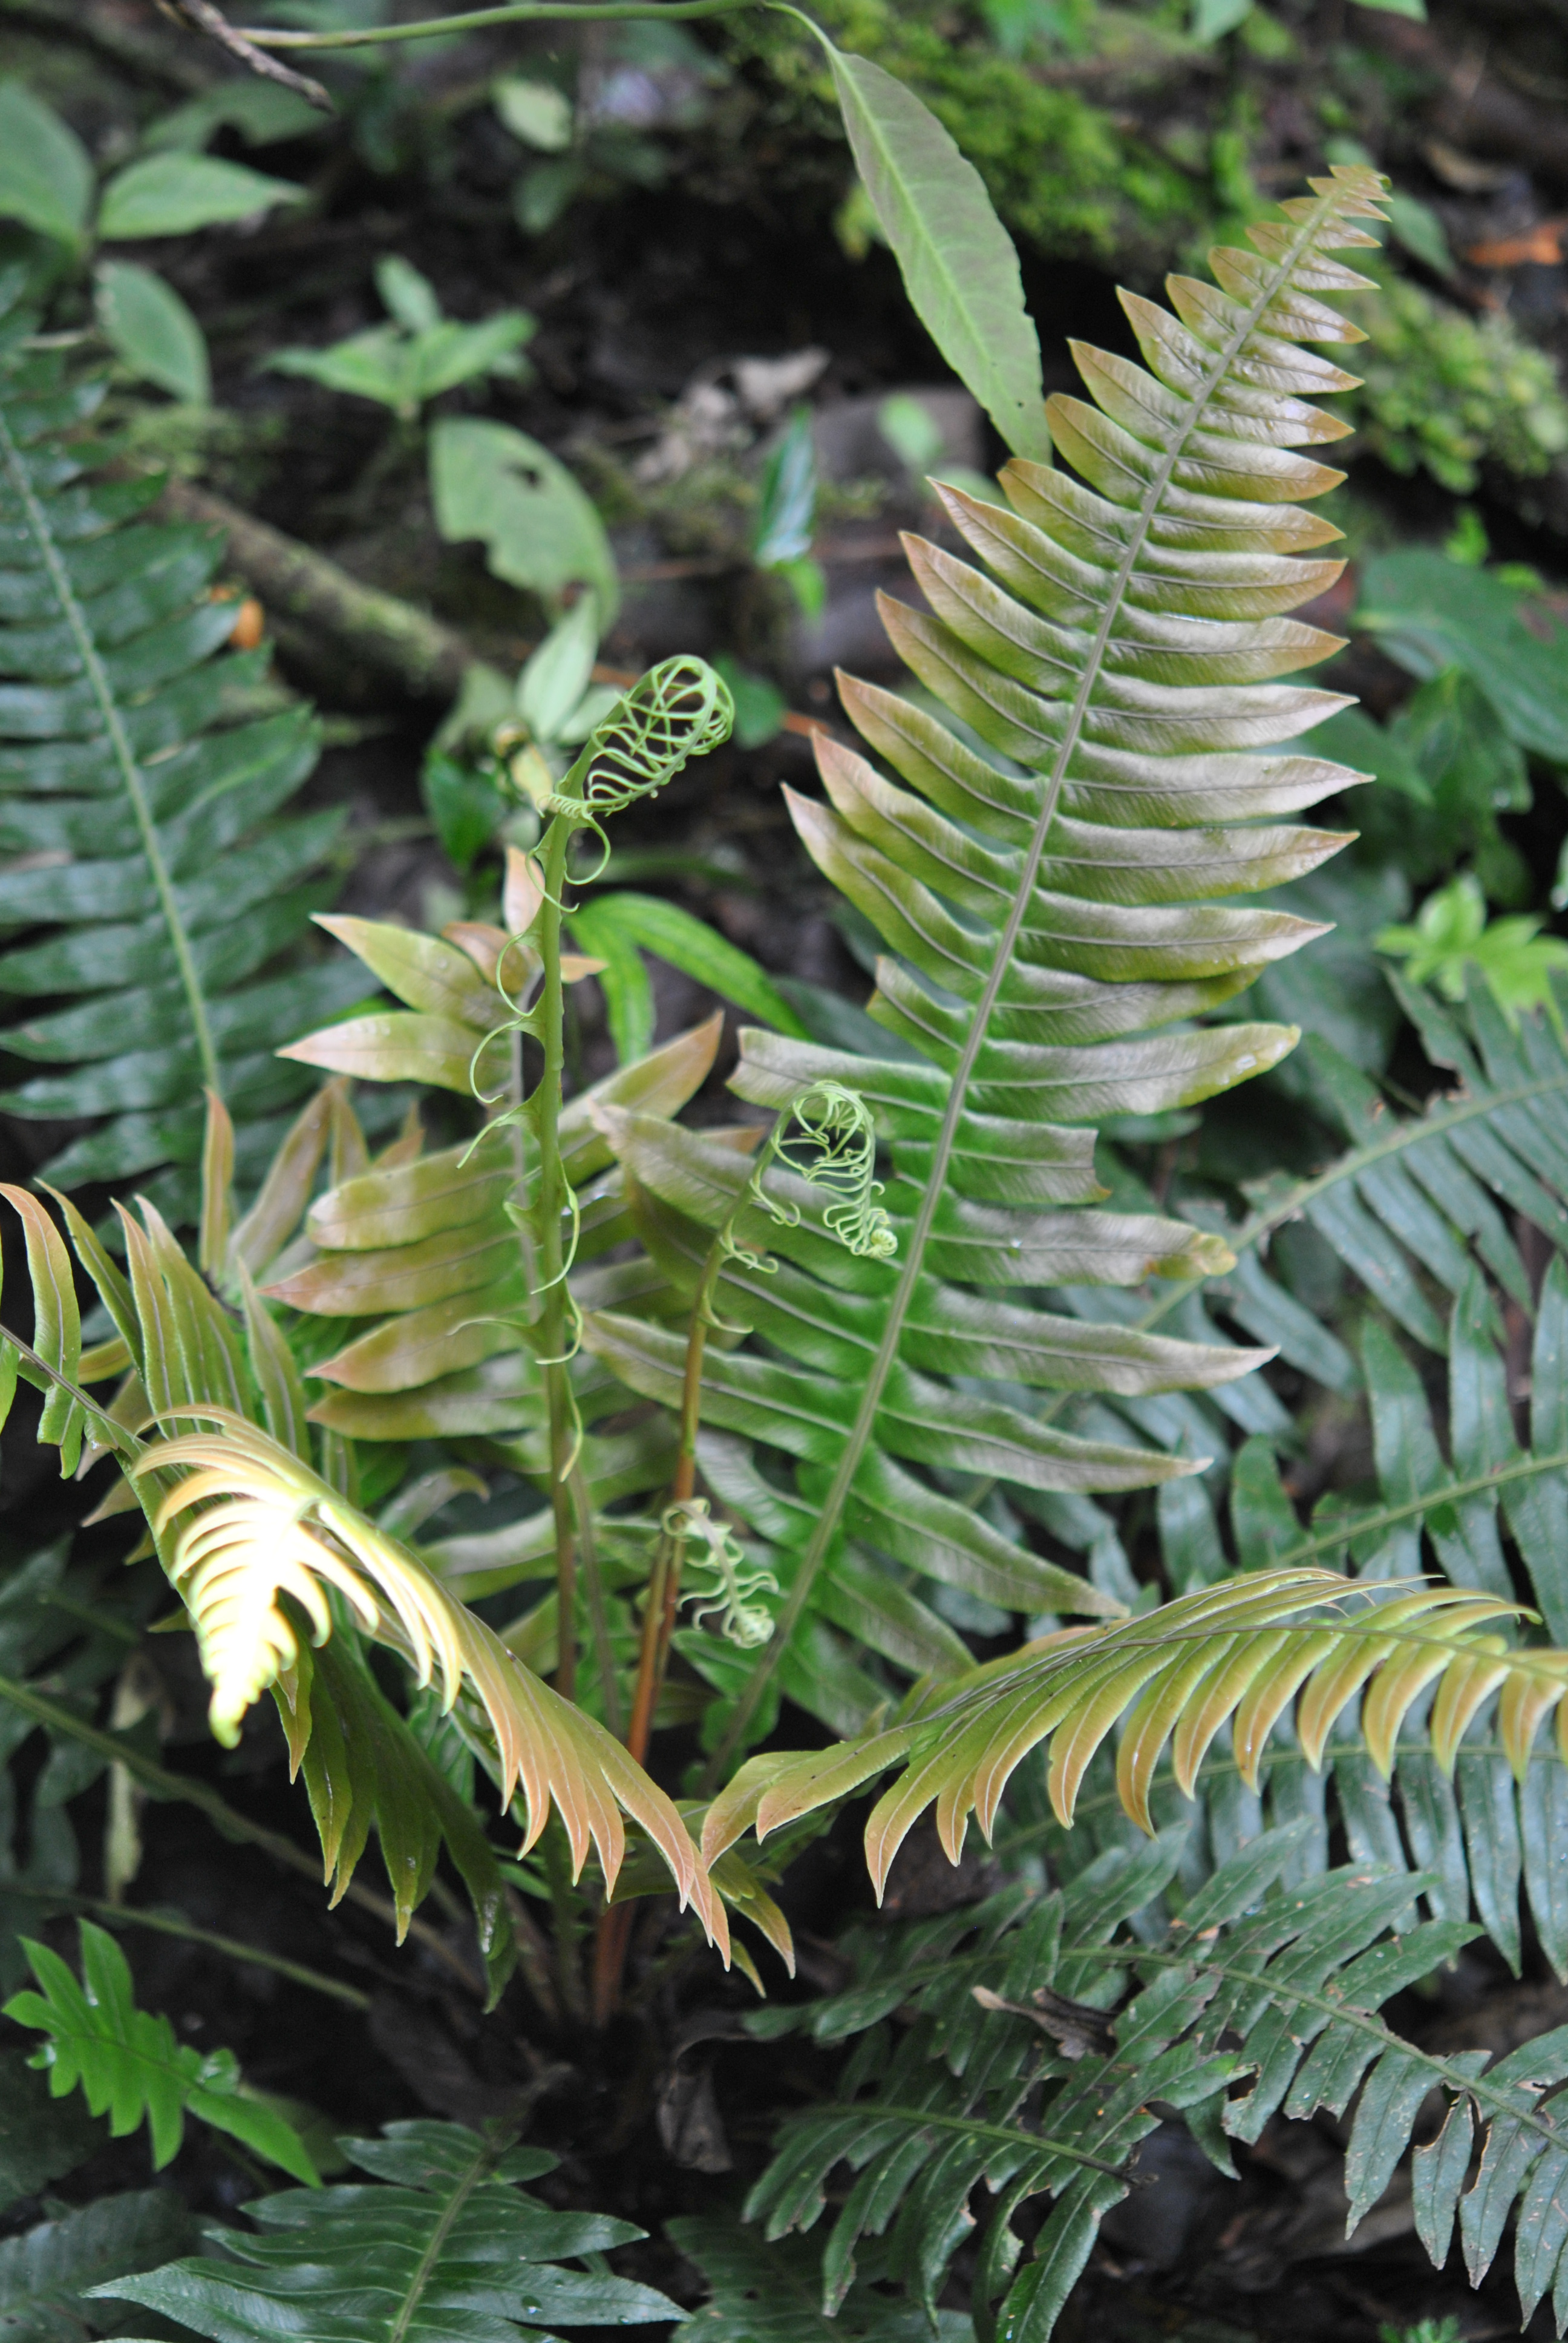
96,2118 -> 681,2343
589,166 -> 1390,1758
0,1157 -> 726,1964
741,1824 -> 1568,2339
275,903 -> 723,1466
0,2189 -> 193,2340
668,2218 -> 972,2343
1022,988 -> 1568,1971
0,300 -> 364,1211
3,1919 -> 318,2181
705,1567 -> 1568,1901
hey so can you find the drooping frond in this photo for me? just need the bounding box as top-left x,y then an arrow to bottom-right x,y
133,1411 -> 725,1949
0,1170 -> 725,1958
0,286 -> 363,1213
705,1567 -> 1568,1909
590,168 -> 1390,1755
740,1826 -> 1568,2340
97,2119 -> 682,2343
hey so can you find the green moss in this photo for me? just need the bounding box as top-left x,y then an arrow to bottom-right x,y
1344,265 -> 1568,494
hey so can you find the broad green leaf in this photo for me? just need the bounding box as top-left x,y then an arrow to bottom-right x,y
1191,0 -> 1252,36
95,261 -> 211,404
97,153 -> 305,240
1356,550 -> 1568,761
570,893 -> 809,1037
431,418 -> 619,622
803,33 -> 1050,462
142,80 -> 327,152
376,253 -> 442,333
0,81 -> 92,246
518,597 -> 602,742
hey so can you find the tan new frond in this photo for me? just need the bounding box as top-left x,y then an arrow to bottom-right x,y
703,1569 -> 1568,1901
136,1411 -> 726,1953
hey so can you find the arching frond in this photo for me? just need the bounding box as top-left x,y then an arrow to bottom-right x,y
134,1412 -> 725,1951
705,1568 -> 1568,1906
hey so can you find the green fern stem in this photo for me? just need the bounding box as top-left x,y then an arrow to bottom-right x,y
593,1196 -> 734,2024
243,0 -> 755,50
530,805 -> 583,1709
0,411 -> 223,1099
385,2129 -> 503,2343
705,177 -> 1360,1780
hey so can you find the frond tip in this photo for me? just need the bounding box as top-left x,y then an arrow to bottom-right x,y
135,1412 -> 728,1953
703,1569 -> 1568,1900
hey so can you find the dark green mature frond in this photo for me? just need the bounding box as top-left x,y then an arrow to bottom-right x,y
0,2189 -> 192,2343
99,2119 -> 682,2343
1002,989 -> 1568,1972
668,2218 -> 972,2343
1138,977 -> 1568,1426
0,295 -> 364,1211
588,166 -> 1390,1754
742,1826 -> 1568,2339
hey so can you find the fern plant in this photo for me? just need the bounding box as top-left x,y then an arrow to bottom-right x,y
0,1093 -> 730,1975
4,1919 -> 318,2181
98,2117 -> 682,2343
0,280 -> 364,1211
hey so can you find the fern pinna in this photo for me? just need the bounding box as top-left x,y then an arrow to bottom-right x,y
0,278 -> 361,1210
583,165 -> 1384,1757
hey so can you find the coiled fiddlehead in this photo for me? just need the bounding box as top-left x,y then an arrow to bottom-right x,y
543,656 -> 735,879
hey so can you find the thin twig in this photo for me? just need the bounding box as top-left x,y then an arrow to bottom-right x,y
153,0 -> 334,108
238,0 -> 753,52
4,1882 -> 371,2008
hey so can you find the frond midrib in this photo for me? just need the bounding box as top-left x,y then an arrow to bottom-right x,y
0,406 -> 221,1096
384,2131 -> 498,2343
719,184 -> 1360,1750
